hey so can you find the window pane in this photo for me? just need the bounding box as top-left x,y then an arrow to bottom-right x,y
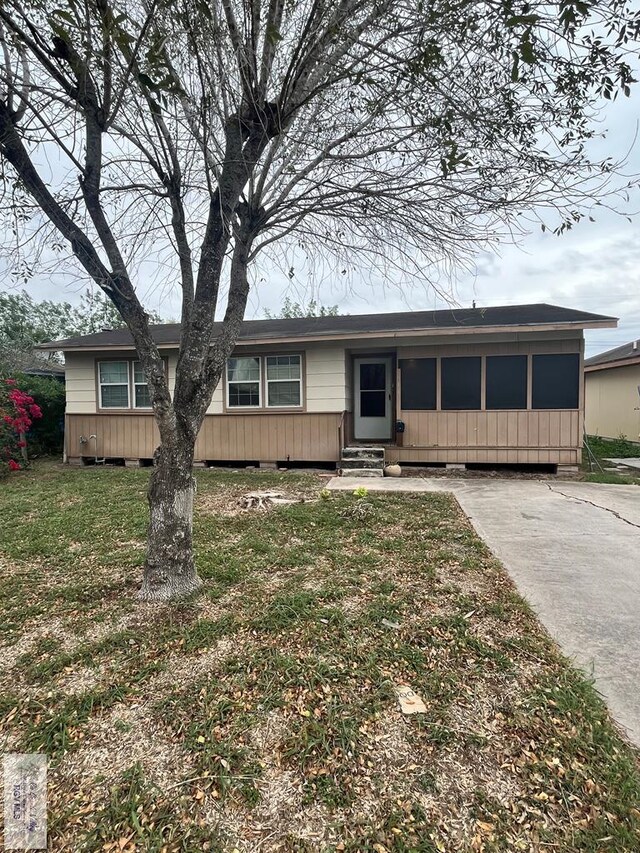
101,384 -> 129,408
486,355 -> 528,410
133,361 -> 146,383
360,363 -> 386,391
400,358 -> 436,410
99,361 -> 128,383
266,355 -> 301,380
268,380 -> 301,407
441,357 -> 481,410
135,384 -> 152,408
361,390 -> 386,417
228,357 -> 260,382
228,382 -> 260,407
532,354 -> 579,409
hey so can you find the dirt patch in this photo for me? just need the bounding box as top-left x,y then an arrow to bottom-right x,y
55,701 -> 194,792
0,617 -> 81,673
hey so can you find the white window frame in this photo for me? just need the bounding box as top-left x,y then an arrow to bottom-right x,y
98,360 -> 130,409
132,361 -> 153,410
265,354 -> 303,409
226,356 -> 262,408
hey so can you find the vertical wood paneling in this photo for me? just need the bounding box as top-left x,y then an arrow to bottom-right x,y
393,410 -> 581,455
67,412 -> 342,463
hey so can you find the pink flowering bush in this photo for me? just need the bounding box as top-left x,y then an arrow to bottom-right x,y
0,378 -> 43,476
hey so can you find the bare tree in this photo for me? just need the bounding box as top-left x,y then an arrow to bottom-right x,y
0,0 -> 637,600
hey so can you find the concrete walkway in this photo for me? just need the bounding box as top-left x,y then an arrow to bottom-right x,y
608,457 -> 640,471
327,476 -> 640,745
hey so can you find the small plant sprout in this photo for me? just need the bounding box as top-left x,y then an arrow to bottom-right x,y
353,486 -> 369,499
320,488 -> 331,501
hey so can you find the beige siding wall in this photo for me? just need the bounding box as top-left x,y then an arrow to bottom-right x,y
64,346 -> 346,416
585,364 -> 640,441
305,347 -> 347,412
64,351 -> 98,414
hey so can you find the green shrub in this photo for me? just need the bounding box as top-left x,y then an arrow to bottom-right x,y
0,377 -> 42,474
0,372 -> 65,458
12,373 -> 65,455
586,434 -> 639,460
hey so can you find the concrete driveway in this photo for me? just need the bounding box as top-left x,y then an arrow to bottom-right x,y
328,476 -> 640,745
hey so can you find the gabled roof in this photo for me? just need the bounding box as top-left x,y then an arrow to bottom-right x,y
585,339 -> 640,371
39,303 -> 617,351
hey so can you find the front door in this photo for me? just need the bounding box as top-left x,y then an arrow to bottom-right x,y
354,356 -> 393,440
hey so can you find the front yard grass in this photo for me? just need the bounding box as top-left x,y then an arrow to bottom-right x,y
1,461 -> 639,852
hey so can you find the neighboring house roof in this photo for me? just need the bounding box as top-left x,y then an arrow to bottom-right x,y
23,365 -> 66,379
585,340 -> 640,372
39,303 -> 617,351
0,346 -> 66,377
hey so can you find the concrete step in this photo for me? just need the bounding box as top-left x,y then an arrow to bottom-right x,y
340,458 -> 385,470
342,446 -> 385,460
341,468 -> 384,478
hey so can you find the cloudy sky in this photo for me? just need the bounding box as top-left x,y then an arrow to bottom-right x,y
243,82 -> 640,360
1,80 -> 638,359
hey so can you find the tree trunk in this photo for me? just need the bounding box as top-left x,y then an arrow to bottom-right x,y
138,440 -> 203,601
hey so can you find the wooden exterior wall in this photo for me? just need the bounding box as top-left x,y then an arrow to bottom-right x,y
65,412 -> 343,463
393,336 -> 584,465
394,411 -> 581,464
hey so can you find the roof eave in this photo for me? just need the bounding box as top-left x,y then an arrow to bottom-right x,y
39,317 -> 617,352
585,355 -> 640,372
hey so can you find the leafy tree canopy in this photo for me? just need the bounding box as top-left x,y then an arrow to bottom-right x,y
0,289 -> 162,358
264,298 -> 340,319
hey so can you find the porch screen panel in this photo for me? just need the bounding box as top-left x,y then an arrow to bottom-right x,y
486,355 -> 527,409
532,353 -> 580,409
400,358 -> 436,410
441,357 -> 481,410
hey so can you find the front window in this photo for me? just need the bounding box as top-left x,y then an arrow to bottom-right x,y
266,355 -> 302,407
133,361 -> 152,408
227,356 -> 261,407
99,361 -> 130,408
